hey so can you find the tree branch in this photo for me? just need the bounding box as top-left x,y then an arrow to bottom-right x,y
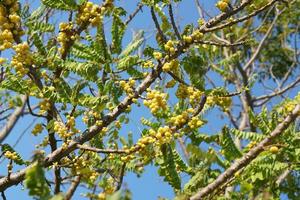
0,95 -> 28,144
191,105 -> 300,200
125,3 -> 143,26
77,144 -> 127,154
243,10 -> 279,71
65,176 -> 81,200
150,6 -> 167,43
253,76 -> 300,103
203,0 -> 279,33
168,4 -> 181,40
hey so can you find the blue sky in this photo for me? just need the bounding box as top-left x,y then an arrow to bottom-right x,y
0,0 -> 298,199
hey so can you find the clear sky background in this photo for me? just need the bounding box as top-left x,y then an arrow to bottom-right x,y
0,0 -> 297,199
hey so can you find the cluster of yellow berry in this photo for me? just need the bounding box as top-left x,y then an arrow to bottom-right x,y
0,0 -> 24,51
4,150 -> 18,160
57,22 -> 79,55
206,95 -> 232,111
191,30 -> 204,41
169,111 -> 189,127
82,110 -> 101,124
53,121 -> 70,139
76,1 -> 105,26
71,155 -> 100,182
247,141 -> 257,149
216,0 -> 230,12
97,177 -> 115,199
38,99 -> 51,114
153,126 -> 173,144
176,84 -> 189,99
143,89 -> 168,115
187,87 -> 203,105
119,78 -> 136,97
142,60 -> 154,68
53,118 -> 79,140
279,93 -> 300,115
66,115 -> 75,128
188,117 -> 204,129
120,126 -> 175,162
176,85 -> 203,105
164,40 -> 176,54
162,59 -> 179,72
120,154 -> 135,162
11,42 -> 33,76
32,123 -> 43,136
183,35 -> 193,44
153,51 -> 163,60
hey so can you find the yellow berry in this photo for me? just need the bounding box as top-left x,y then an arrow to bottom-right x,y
269,146 -> 279,154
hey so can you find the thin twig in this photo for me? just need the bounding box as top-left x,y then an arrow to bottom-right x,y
203,0 -> 279,33
195,40 -> 248,47
168,4 -> 181,40
150,7 -> 167,43
254,76 -> 300,102
1,191 -> 6,200
26,98 -> 47,118
65,176 -> 81,200
115,163 -> 126,191
125,3 -> 143,26
77,144 -> 127,154
0,95 -> 28,144
243,11 -> 279,71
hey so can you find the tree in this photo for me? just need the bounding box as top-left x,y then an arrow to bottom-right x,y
0,0 -> 299,199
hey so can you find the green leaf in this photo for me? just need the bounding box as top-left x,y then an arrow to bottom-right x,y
1,144 -> 25,165
24,162 -> 50,200
63,61 -> 99,81
182,54 -> 206,90
158,144 -> 181,191
183,169 -> 208,195
27,22 -> 55,33
111,8 -> 126,54
32,32 -> 47,55
107,190 -> 122,200
42,0 -> 78,10
230,128 -> 265,141
49,194 -> 64,200
0,74 -> 32,94
219,127 -> 243,161
117,56 -> 139,70
119,30 -> 144,58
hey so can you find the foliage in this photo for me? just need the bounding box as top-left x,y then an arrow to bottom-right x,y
0,0 -> 299,199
